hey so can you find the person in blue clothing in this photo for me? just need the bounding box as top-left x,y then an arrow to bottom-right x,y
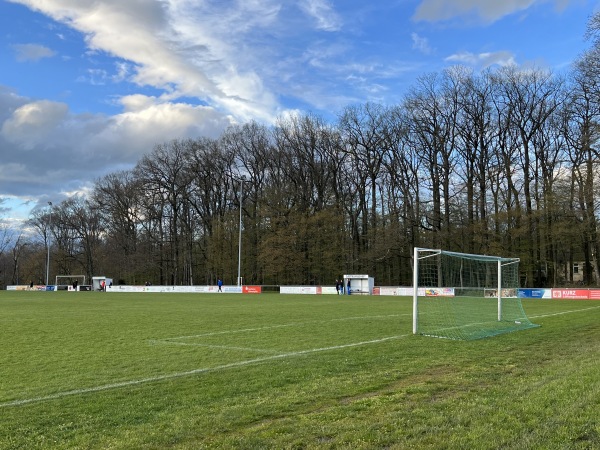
217,278 -> 223,292
347,278 -> 351,295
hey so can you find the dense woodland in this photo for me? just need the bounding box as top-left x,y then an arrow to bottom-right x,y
4,18 -> 600,289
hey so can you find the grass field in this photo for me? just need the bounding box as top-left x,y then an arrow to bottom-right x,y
1,291 -> 599,449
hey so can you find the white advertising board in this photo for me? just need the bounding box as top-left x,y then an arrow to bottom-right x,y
321,286 -> 338,295
378,287 -> 415,296
106,285 -> 243,293
280,286 -> 319,294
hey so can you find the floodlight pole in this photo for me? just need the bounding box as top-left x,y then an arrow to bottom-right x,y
45,201 -> 53,285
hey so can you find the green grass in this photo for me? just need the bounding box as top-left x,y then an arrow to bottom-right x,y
1,291 -> 599,449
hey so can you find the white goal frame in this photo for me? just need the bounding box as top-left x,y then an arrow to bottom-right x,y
55,275 -> 87,286
412,247 -> 519,335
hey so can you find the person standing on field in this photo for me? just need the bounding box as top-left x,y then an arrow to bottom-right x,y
217,278 -> 223,292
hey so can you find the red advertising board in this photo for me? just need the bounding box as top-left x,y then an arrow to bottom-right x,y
242,286 -> 262,294
551,289 -> 590,300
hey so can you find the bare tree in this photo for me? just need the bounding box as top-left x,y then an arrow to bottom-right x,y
560,50 -> 600,285
404,73 -> 459,249
491,66 -> 563,286
185,137 -> 236,284
59,197 -> 104,279
338,103 -> 391,272
135,140 -> 193,285
93,170 -> 146,283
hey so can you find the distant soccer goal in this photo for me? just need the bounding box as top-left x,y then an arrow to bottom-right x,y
412,248 -> 539,340
55,275 -> 86,287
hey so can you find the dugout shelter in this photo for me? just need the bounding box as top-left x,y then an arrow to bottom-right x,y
343,274 -> 374,295
92,276 -> 113,291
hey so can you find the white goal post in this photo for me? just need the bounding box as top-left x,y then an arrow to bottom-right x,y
412,247 -> 538,340
55,275 -> 87,286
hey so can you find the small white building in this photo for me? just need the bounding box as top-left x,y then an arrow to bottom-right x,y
343,274 -> 374,295
92,276 -> 113,291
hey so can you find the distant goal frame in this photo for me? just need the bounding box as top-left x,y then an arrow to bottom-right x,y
55,275 -> 87,286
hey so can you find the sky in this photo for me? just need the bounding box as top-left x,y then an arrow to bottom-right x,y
1,0 -> 599,232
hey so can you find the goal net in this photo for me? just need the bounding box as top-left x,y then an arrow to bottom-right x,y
413,248 -> 539,340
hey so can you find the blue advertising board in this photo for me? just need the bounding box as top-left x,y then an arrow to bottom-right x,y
519,288 -> 550,298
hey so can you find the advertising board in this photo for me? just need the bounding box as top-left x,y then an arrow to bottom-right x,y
551,289 -> 590,299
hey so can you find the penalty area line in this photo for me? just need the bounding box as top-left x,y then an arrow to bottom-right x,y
162,314 -> 406,341
148,340 -> 279,354
529,304 -> 600,319
0,334 -> 410,409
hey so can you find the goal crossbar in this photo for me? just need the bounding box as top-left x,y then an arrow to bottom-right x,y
55,275 -> 87,286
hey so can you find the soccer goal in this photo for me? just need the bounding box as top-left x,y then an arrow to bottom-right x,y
412,248 -> 539,340
55,275 -> 86,287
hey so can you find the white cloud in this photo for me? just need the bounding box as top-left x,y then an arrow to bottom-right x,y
11,0 -> 283,124
12,43 -> 56,62
411,33 -> 433,54
298,0 -> 342,31
0,88 -> 232,202
1,100 -> 68,149
104,96 -> 233,159
445,51 -> 517,68
413,0 -> 565,23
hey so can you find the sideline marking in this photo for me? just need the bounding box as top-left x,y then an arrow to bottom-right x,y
0,334 -> 410,408
530,305 -> 600,319
148,340 -> 278,353
162,314 -> 406,340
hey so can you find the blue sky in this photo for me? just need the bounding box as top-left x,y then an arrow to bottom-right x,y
1,0 -> 599,231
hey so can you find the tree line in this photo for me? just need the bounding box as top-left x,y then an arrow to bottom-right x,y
3,19 -> 600,289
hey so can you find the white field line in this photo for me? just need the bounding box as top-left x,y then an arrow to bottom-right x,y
0,334 -> 410,409
529,305 -> 600,319
161,314 -> 407,340
148,340 -> 279,353
151,314 -> 408,353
